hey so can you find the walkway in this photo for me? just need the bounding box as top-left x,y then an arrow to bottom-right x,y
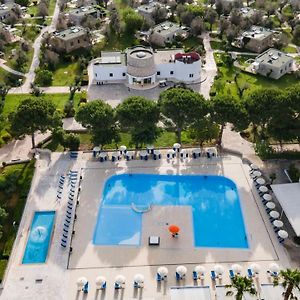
0,59 -> 25,77
9,0 -> 61,94
199,33 -> 218,99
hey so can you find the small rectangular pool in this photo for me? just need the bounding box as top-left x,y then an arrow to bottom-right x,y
22,211 -> 55,264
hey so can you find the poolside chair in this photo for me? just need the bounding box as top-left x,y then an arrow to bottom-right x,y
229,270 -> 235,279
61,238 -> 67,243
114,282 -> 122,289
247,269 -> 253,278
156,273 -> 162,281
267,270 -> 278,278
211,270 -> 217,281
66,215 -> 71,220
63,228 -> 68,233
175,272 -> 181,281
57,194 -> 62,199
193,271 -> 198,280
61,243 -> 66,248
63,233 -> 68,239
67,205 -> 72,210
66,210 -> 72,215
82,281 -> 89,294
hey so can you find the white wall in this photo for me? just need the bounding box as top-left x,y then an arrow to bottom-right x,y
90,65 -> 127,83
174,60 -> 201,82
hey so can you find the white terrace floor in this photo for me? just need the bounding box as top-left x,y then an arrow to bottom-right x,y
0,152 -> 295,300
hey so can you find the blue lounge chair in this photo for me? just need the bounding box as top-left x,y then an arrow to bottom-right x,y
114,282 -> 121,289
66,210 -> 72,215
156,273 -> 162,281
63,233 -> 68,239
101,281 -> 106,289
67,205 -> 72,210
57,194 -> 62,199
82,281 -> 89,293
229,269 -> 235,279
66,215 -> 71,220
193,271 -> 198,280
61,238 -> 67,243
211,270 -> 216,280
61,243 -> 66,247
175,272 -> 181,280
63,228 -> 68,233
247,269 -> 253,278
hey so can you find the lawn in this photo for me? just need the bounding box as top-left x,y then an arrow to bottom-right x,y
211,53 -> 299,98
52,61 -> 80,86
43,130 -> 207,152
103,30 -> 139,51
0,161 -> 35,282
281,45 -> 298,53
3,93 -> 81,116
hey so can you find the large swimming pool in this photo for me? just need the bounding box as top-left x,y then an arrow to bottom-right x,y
22,211 -> 55,264
93,174 -> 248,248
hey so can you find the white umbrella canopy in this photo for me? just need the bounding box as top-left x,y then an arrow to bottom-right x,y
253,171 -> 262,177
115,275 -> 126,285
167,149 -> 176,155
278,230 -> 288,239
99,152 -> 107,158
95,276 -> 106,287
147,145 -> 154,150
273,220 -> 284,228
93,146 -> 100,152
269,210 -> 280,219
111,152 -> 119,158
119,145 -> 127,151
194,265 -> 206,274
157,266 -> 168,277
176,265 -> 187,276
231,264 -> 242,274
259,186 -> 268,193
173,143 -> 181,149
263,194 -> 272,201
192,148 -> 201,154
134,274 -> 144,284
250,263 -> 261,274
266,202 -> 276,209
140,150 -> 148,157
269,263 -> 280,273
256,178 -> 266,185
77,277 -> 87,288
250,164 -> 259,170
153,149 -> 161,155
214,264 -> 224,275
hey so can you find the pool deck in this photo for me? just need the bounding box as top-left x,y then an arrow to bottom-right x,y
0,152 -> 295,300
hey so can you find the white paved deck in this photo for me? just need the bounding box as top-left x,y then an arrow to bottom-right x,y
0,152 -> 294,300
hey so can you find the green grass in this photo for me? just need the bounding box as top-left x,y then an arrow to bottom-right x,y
0,161 -> 35,282
211,53 -> 299,98
103,30 -> 138,51
52,61 -> 80,86
281,45 -> 298,53
3,93 -> 81,116
48,0 -> 56,16
182,36 -> 203,52
43,130 -> 202,152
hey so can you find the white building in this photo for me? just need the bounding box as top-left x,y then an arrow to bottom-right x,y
137,2 -> 160,19
252,48 -> 294,79
89,46 -> 201,88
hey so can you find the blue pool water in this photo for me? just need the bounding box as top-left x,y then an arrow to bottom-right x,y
22,211 -> 55,264
93,174 -> 248,249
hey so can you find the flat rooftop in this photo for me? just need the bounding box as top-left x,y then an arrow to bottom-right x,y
255,48 -> 294,68
152,21 -> 182,36
242,26 -> 273,40
138,1 -> 159,14
53,26 -> 87,40
68,5 -> 98,16
154,48 -> 184,64
93,51 -> 126,66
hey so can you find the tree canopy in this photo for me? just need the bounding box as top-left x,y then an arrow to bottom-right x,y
9,98 -> 61,148
75,100 -> 119,147
116,96 -> 160,148
159,87 -> 208,143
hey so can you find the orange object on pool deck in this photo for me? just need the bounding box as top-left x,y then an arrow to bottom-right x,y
169,225 -> 180,234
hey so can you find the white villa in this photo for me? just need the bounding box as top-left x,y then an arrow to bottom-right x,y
88,46 -> 201,88
252,48 -> 294,79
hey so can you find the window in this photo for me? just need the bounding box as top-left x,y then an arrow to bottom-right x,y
70,42 -> 74,46
157,71 -> 160,75
280,69 -> 283,74
95,73 -> 97,77
109,73 -> 113,77
189,74 -> 194,78
78,39 -> 80,44
170,71 -> 174,75
122,73 -> 126,76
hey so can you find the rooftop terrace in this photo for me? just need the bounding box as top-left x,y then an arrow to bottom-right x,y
255,49 -> 294,68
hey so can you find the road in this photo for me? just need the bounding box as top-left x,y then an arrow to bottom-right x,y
9,0 -> 61,94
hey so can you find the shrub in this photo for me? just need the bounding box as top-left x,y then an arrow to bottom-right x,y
62,133 -> 80,151
1,132 -> 12,143
63,101 -> 75,118
35,69 -> 53,86
288,164 -> 300,182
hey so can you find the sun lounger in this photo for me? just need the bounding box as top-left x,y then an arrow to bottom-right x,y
247,269 -> 253,278
229,270 -> 235,279
211,270 -> 216,281
57,194 -> 62,199
114,282 -> 121,289
67,205 -> 72,210
267,270 -> 278,278
63,228 -> 68,233
66,210 -> 72,215
193,271 -> 198,280
156,273 -> 162,281
66,215 -> 71,220
175,272 -> 181,280
63,233 -> 68,239
82,281 -> 89,293
61,243 -> 66,247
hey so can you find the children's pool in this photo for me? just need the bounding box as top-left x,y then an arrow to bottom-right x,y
22,211 -> 55,264
93,174 -> 248,248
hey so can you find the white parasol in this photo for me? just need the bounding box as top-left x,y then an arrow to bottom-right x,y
176,265 -> 187,276
278,230 -> 288,239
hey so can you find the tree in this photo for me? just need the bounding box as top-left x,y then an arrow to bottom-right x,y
0,206 -> 8,240
159,88 -> 208,143
62,133 -> 80,151
210,95 -> 248,145
0,84 -> 10,113
116,96 -> 160,148
122,8 -> 143,34
9,98 -> 62,148
293,24 -> 300,44
191,16 -> 205,36
274,269 -> 300,300
205,7 -> 218,31
109,8 -> 121,35
35,69 -> 53,86
75,100 -> 119,147
151,7 -> 168,23
14,49 -> 28,71
37,1 -> 48,19
225,275 -> 257,300
188,116 -> 219,147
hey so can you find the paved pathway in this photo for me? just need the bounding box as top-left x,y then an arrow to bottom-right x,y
0,59 -> 25,77
9,0 -> 61,94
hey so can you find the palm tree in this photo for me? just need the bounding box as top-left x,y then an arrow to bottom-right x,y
274,269 -> 300,300
225,275 -> 257,300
